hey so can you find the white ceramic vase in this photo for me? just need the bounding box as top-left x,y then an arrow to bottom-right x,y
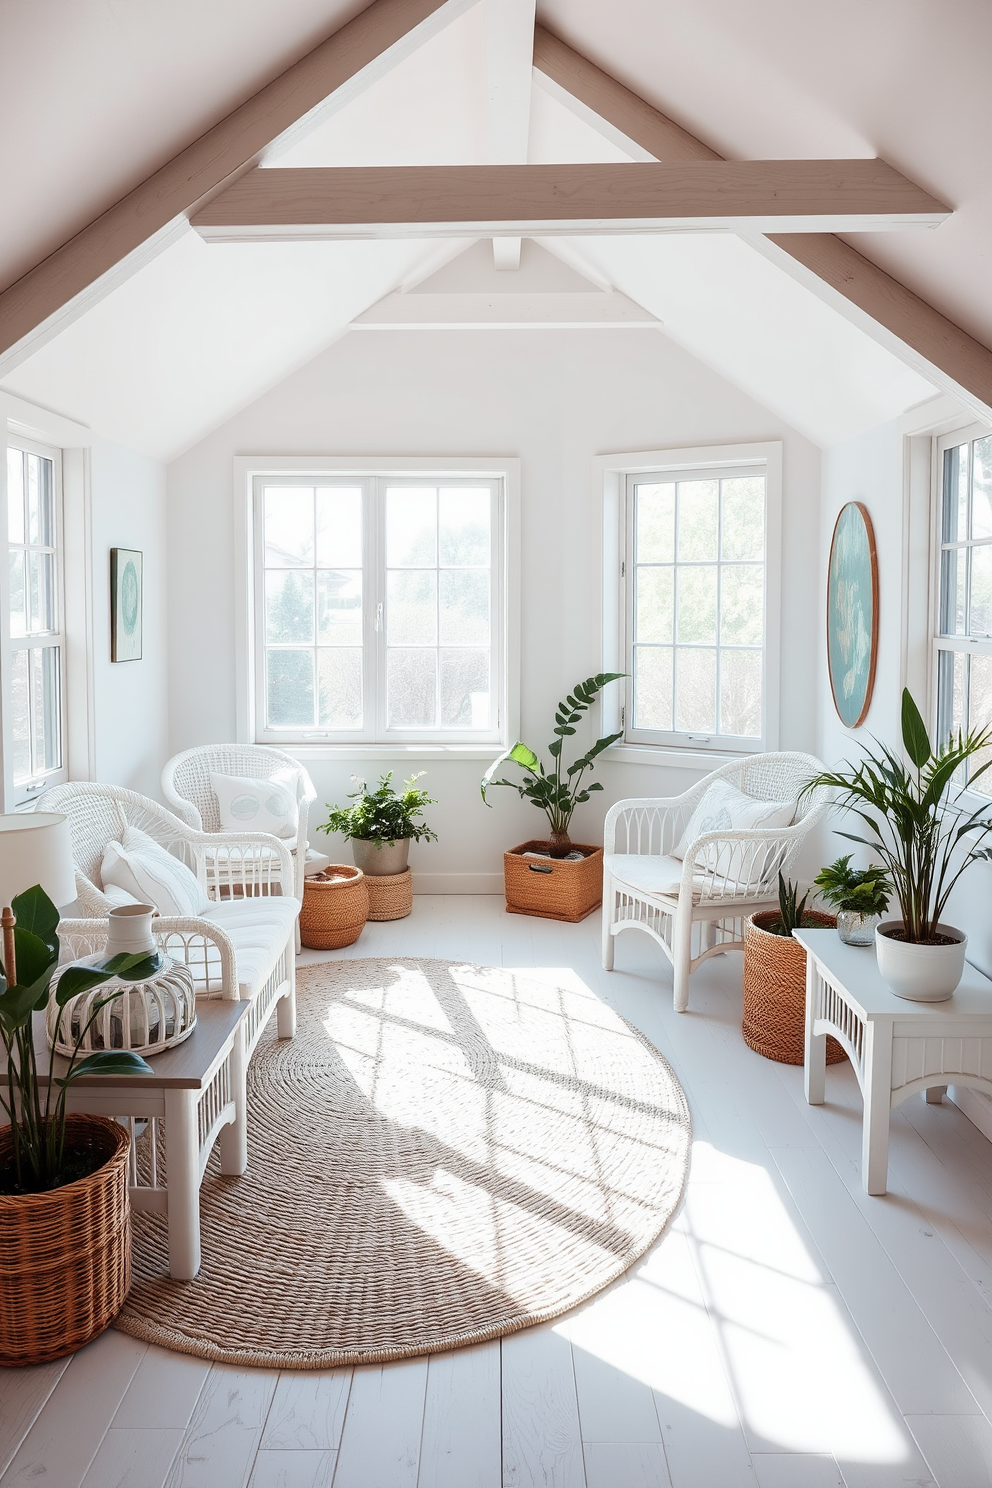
875,920 -> 967,1002
351,838 -> 410,877
105,903 -> 158,957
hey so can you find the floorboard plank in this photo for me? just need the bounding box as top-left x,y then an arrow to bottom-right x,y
112,1344 -> 211,1429
260,1371 -> 351,1451
582,1442 -> 671,1488
0,1359 -> 71,1478
246,1449 -> 336,1488
905,1413 -> 992,1488
80,1426 -> 185,1488
163,1364 -> 277,1488
332,1360 -> 428,1488
501,1327 -> 584,1488
418,1343 -> 501,1488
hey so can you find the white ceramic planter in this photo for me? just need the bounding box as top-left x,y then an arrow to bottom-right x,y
105,903 -> 158,956
351,838 -> 410,877
875,920 -> 967,1002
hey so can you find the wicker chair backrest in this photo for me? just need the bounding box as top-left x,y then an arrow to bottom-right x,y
163,744 -> 309,832
715,752 -> 825,818
37,782 -> 184,897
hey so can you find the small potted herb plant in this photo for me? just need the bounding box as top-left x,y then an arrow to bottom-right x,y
318,772 -> 437,877
742,874 -> 843,1065
813,855 -> 892,947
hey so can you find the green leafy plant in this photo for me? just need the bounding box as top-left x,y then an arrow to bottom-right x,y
814,855 -> 892,917
480,673 -> 624,857
806,688 -> 992,943
763,873 -> 819,937
0,884 -> 154,1195
318,772 -> 438,845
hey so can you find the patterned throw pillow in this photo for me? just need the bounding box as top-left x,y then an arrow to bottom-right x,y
102,827 -> 209,917
210,768 -> 301,841
673,779 -> 795,879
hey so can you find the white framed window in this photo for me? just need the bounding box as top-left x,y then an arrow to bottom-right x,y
245,466 -> 511,748
933,422 -> 992,796
602,443 -> 780,757
3,438 -> 68,806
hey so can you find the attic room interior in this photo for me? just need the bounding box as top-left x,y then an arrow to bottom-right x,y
6,0 -> 992,1485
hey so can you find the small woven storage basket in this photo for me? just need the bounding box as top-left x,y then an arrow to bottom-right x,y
504,842 -> 604,923
0,1114 -> 131,1365
743,910 -> 846,1066
300,866 -> 369,949
366,867 -> 414,921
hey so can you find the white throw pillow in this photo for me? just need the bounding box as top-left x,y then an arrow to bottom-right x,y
102,827 -> 209,917
210,768 -> 301,841
674,779 -> 795,877
102,884 -> 143,909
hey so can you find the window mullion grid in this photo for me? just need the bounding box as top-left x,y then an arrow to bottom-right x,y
672,484 -> 680,732
370,477 -> 384,742
715,480 -> 723,740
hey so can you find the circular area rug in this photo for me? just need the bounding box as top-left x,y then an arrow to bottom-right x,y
116,958 -> 691,1367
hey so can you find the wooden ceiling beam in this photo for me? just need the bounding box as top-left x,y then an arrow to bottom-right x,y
532,23 -> 992,417
0,0 -> 475,373
191,161 -> 947,239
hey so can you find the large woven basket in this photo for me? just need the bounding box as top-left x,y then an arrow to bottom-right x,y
504,842 -> 603,923
0,1114 -> 131,1365
743,911 -> 846,1066
300,866 -> 369,949
366,867 -> 414,921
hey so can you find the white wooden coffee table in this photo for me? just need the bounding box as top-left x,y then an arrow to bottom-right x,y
796,929 -> 992,1195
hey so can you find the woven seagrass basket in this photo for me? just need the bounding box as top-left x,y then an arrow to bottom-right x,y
300,866 -> 369,949
366,867 -> 413,921
504,842 -> 603,923
743,910 -> 846,1066
0,1114 -> 131,1366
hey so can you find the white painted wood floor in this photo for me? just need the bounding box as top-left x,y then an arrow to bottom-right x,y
5,894 -> 992,1488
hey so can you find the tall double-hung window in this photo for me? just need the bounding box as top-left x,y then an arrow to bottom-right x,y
622,457 -> 772,751
252,473 -> 504,745
934,425 -> 992,795
3,440 -> 67,805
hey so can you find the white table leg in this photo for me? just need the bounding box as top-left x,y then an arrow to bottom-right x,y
926,1085 -> 947,1104
163,1089 -> 201,1279
861,1019 -> 894,1196
804,956 -> 827,1106
219,1026 -> 248,1176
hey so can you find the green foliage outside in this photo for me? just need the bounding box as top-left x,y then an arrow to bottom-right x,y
318,772 -> 438,845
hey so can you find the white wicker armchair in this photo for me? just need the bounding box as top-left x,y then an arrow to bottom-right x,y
161,744 -> 324,905
602,753 -> 829,1013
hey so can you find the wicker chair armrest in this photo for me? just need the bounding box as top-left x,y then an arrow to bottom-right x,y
57,915 -> 240,1001
604,788 -> 707,855
187,830 -> 294,883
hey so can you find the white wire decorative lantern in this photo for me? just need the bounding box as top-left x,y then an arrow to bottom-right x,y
48,956 -> 197,1057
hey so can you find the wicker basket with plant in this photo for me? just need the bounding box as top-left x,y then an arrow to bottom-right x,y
743,874 -> 843,1065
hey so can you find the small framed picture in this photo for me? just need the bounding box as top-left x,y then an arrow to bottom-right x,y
111,548 -> 142,662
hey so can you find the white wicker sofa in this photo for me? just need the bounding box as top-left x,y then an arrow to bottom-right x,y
602,752 -> 829,1013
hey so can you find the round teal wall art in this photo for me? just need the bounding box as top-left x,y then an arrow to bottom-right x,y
827,502 -> 878,728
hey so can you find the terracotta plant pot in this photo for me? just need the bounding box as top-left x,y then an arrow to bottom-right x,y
743,910 -> 846,1066
503,841 -> 604,923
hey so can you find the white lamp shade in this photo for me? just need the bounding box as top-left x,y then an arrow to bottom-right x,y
0,813 -> 76,911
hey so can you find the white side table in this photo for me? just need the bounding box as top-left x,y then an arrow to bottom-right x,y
796,929 -> 992,1195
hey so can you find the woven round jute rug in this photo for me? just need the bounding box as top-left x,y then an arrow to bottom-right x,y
115,958 -> 691,1368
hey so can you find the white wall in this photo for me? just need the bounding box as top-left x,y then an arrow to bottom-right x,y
167,327 -> 821,888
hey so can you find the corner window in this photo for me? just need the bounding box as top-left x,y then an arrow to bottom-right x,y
3,439 -> 67,806
252,473 -> 505,745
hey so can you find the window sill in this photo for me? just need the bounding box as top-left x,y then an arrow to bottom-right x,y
279,741 -> 506,763
607,744 -> 750,771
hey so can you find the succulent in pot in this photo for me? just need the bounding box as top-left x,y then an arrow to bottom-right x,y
806,689 -> 992,1001
743,875 -> 843,1065
318,772 -> 437,876
813,855 -> 892,947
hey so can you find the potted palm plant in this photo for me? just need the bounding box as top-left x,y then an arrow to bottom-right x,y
318,772 -> 438,877
807,689 -> 992,1001
1,884 -> 155,1365
481,673 -> 623,921
813,855 -> 892,946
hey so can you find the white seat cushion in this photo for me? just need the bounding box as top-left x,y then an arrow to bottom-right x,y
199,897 -> 300,999
606,854 -> 687,898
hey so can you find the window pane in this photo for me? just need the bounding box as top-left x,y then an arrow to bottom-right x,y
677,481 -> 718,561
386,488 -> 436,566
264,488 -> 313,567
440,648 -> 489,727
439,569 -> 488,645
315,488 -> 362,568
675,647 -> 716,732
27,455 -> 53,546
265,570 -> 314,644
439,490 -> 490,566
633,647 -> 673,730
266,649 -> 314,727
636,484 -> 675,563
387,648 -> 436,727
967,653 -> 992,796
937,647 -> 966,744
676,566 -> 718,643
940,546 -> 966,635
635,566 -> 673,643
8,552 -> 25,637
317,570 -> 362,645
318,648 -> 362,729
971,545 -> 992,637
721,477 -> 764,560
720,649 -> 762,737
974,438 -> 992,540
32,647 -> 61,773
720,565 -> 764,646
387,570 -> 436,645
7,449 -> 23,544
10,649 -> 30,782
942,444 -> 969,543
28,552 -> 55,634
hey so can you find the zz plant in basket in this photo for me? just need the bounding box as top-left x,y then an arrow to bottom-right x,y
480,673 -> 624,857
0,884 -> 154,1195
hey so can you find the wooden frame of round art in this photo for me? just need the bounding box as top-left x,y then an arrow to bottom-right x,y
826,501 -> 879,729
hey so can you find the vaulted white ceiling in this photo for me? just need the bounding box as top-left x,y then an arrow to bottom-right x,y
4,0 -> 974,461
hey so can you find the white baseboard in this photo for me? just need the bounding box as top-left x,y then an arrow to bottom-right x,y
411,873 -> 504,895
948,1084 -> 992,1145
